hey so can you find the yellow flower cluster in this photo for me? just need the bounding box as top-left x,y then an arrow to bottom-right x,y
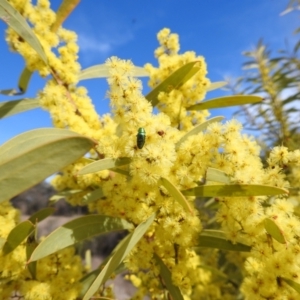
145,28 -> 210,131
3,0 -> 300,296
0,202 -> 83,299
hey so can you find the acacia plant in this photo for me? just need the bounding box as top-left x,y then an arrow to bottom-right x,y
0,0 -> 300,299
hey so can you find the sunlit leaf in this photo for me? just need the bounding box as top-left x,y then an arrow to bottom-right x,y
82,188 -> 104,204
175,116 -> 224,150
79,64 -> 149,81
18,67 -> 33,93
182,184 -> 288,197
0,0 -> 47,63
2,220 -> 35,254
51,0 -> 80,33
206,168 -> 231,184
160,177 -> 193,215
0,128 -> 94,203
78,157 -> 131,175
282,277 -> 300,294
154,253 -> 184,300
0,66 -> 33,96
264,218 -> 286,244
206,81 -> 227,91
80,239 -> 128,297
28,207 -> 55,224
83,213 -> 155,300
111,167 -> 130,177
49,189 -> 83,202
29,215 -> 133,261
186,95 -> 263,111
197,230 -> 251,252
0,98 -> 39,119
146,61 -> 200,107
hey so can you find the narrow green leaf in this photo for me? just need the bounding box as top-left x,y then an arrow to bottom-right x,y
0,0 -> 47,64
175,116 -> 224,150
83,213 -> 155,300
0,237 -> 6,250
0,98 -> 39,119
0,128 -> 94,203
79,64 -> 149,81
111,167 -> 131,177
29,215 -> 133,262
145,61 -> 200,107
206,168 -> 231,184
281,277 -> 300,294
0,66 -> 32,96
206,81 -> 227,91
82,188 -> 104,204
182,184 -> 289,197
160,177 -> 193,215
3,220 -> 35,254
0,88 -> 19,96
18,67 -> 32,93
28,207 -> 55,224
78,157 -> 131,175
49,189 -> 83,202
80,240 -> 127,297
197,230 -> 251,252
51,0 -> 80,33
26,237 -> 37,279
154,253 -> 184,300
186,95 -> 263,111
264,218 -> 286,244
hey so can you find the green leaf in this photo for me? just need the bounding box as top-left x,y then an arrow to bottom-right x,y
28,207 -> 55,224
145,61 -> 200,107
80,240 -> 128,298
18,67 -> 33,93
182,184 -> 289,197
82,213 -> 155,300
206,81 -> 227,91
197,230 -> 251,252
111,167 -> 131,177
49,189 -> 83,202
186,95 -> 263,111
0,66 -> 33,96
264,218 -> 286,244
0,98 -> 39,119
0,237 -> 6,250
2,220 -> 35,254
160,177 -> 193,215
29,215 -> 133,262
51,0 -> 80,33
78,157 -> 131,175
82,188 -> 104,204
26,237 -> 37,279
0,128 -> 94,203
206,168 -> 231,184
175,116 -> 224,150
281,277 -> 300,294
78,64 -> 149,81
154,253 -> 184,300
0,0 -> 47,64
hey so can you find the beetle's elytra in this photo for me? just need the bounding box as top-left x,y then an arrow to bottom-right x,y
137,127 -> 146,149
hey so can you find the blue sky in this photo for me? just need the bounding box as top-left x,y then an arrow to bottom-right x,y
0,0 -> 298,145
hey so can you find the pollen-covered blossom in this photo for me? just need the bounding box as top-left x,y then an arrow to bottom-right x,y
145,28 -> 211,131
3,0 -> 300,297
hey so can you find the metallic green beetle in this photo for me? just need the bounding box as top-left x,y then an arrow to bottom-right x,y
137,127 -> 146,149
